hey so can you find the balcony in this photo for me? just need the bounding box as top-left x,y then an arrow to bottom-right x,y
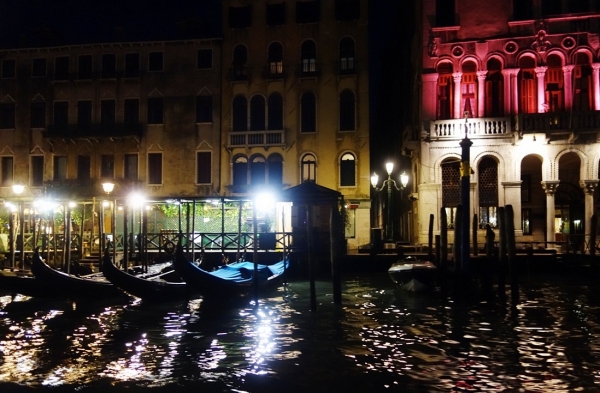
227,130 -> 285,148
44,123 -> 143,141
430,117 -> 512,139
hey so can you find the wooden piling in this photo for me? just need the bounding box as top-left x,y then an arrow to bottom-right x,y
504,205 -> 518,302
497,206 -> 506,299
440,208 -> 448,271
472,214 -> 478,256
330,201 -> 342,305
428,214 -> 434,260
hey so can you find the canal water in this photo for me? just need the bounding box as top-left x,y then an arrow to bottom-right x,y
1,268 -> 600,392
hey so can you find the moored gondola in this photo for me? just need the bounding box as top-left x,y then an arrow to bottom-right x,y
30,250 -> 125,300
173,246 -> 289,298
0,271 -> 55,298
101,252 -> 190,301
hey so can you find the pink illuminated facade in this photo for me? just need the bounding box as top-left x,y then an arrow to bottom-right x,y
405,0 -> 600,251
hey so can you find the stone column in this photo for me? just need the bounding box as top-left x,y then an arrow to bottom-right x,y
541,180 -> 560,244
510,69 -> 520,115
580,180 -> 599,252
501,69 -> 512,115
453,72 -> 463,119
592,63 -> 600,110
535,66 -> 548,113
477,70 -> 487,118
562,65 -> 574,111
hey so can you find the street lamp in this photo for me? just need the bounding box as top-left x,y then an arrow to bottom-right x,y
371,162 -> 409,243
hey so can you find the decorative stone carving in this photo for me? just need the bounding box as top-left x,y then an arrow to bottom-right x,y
532,29 -> 551,53
451,45 -> 464,58
504,41 -> 518,54
580,180 -> 599,195
561,36 -> 576,50
428,36 -> 438,57
541,180 -> 560,194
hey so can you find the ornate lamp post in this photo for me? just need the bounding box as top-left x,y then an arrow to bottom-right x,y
371,162 -> 409,243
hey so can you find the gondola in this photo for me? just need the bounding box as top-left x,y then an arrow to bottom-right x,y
30,250 -> 125,299
173,246 -> 289,298
101,252 -> 190,301
0,271 -> 55,298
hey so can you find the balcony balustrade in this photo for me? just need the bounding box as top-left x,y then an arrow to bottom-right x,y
227,129 -> 285,148
431,117 -> 512,139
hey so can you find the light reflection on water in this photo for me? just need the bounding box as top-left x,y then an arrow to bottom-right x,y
0,272 -> 600,392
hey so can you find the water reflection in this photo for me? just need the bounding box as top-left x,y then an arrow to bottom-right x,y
1,273 -> 600,391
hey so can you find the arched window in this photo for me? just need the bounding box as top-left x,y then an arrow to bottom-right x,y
250,95 -> 266,131
250,155 -> 266,185
301,40 -> 317,74
339,37 -> 355,73
232,44 -> 248,80
339,90 -> 355,131
478,156 -> 498,228
232,95 -> 247,131
437,62 -> 453,120
441,158 -> 460,228
233,155 -> 248,186
461,61 -> 477,118
267,154 -> 283,185
300,92 -> 316,132
340,152 -> 356,187
574,52 -> 592,112
301,153 -> 316,183
519,56 -> 537,114
267,42 -> 283,75
545,54 -> 564,113
485,58 -> 503,117
268,93 -> 283,130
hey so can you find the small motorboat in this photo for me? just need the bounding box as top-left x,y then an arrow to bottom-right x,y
388,257 -> 437,291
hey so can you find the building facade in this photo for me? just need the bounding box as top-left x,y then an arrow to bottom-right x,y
0,0 -> 371,250
220,0 -> 371,249
405,0 -> 600,250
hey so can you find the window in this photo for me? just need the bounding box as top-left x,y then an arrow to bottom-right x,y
55,56 -> 70,80
228,5 -> 252,28
340,153 -> 356,186
233,155 -> 248,185
148,52 -> 163,72
101,100 -> 116,125
53,156 -> 67,181
147,97 -> 163,124
267,42 -> 283,75
250,156 -> 266,185
519,57 -> 536,114
53,102 -> 69,126
435,0 -> 455,27
232,95 -> 248,131
267,154 -> 283,185
300,40 -> 317,74
0,103 -> 15,129
573,52 -> 591,112
124,53 -> 140,77
1,157 -> 13,186
485,58 -> 503,117
232,45 -> 248,80
545,54 -> 564,113
250,95 -> 266,131
31,102 -> 46,128
30,156 -> 44,187
124,98 -> 139,124
437,62 -> 453,119
197,49 -> 212,69
196,95 -> 213,123
101,54 -> 116,78
32,58 -> 47,77
339,90 -> 355,131
296,0 -> 320,24
77,100 -> 92,128
266,3 -> 285,26
301,153 -> 316,183
148,152 -> 162,185
335,0 -> 360,21
268,93 -> 283,130
124,154 -> 138,180
101,154 -> 114,178
441,159 -> 460,228
196,151 -> 211,184
521,174 -> 531,203
78,55 -> 93,79
1,59 -> 16,78
461,61 -> 477,118
339,37 -> 355,74
478,157 -> 498,228
77,155 -> 91,181
300,92 -> 316,132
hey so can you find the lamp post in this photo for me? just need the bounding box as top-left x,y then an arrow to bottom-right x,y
371,162 -> 409,243
102,181 -> 115,263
